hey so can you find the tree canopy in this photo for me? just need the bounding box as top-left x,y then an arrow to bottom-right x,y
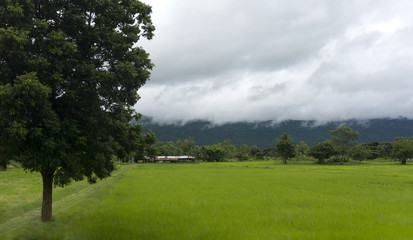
275,133 -> 296,164
308,141 -> 336,164
330,126 -> 359,162
0,0 -> 154,221
351,144 -> 370,162
391,137 -> 413,165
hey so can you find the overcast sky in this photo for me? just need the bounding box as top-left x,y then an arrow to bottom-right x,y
135,0 -> 413,124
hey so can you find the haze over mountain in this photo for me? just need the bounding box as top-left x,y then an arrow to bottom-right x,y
141,117 -> 413,149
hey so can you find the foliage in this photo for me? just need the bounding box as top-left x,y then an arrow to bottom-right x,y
150,137 -> 195,160
262,148 -> 276,158
0,0 -> 154,221
137,130 -> 159,162
296,141 -> 309,156
157,141 -> 179,156
217,139 -> 238,159
308,141 -> 336,164
200,145 -> 226,162
351,144 -> 370,162
153,139 -> 241,162
330,126 -> 359,162
250,145 -> 264,160
377,143 -> 392,159
359,142 -> 378,159
177,137 -> 196,155
275,133 -> 296,164
391,137 -> 413,164
237,144 -> 251,161
134,132 -> 413,164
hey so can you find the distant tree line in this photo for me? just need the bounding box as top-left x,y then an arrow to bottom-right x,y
276,126 -> 413,165
3,125 -> 412,169
122,125 -> 413,165
130,137 -> 268,163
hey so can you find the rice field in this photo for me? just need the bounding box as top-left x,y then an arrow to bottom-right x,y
1,161 -> 413,239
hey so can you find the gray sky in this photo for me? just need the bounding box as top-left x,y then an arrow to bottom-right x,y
135,0 -> 413,124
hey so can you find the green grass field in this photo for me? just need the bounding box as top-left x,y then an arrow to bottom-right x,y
1,161 -> 413,239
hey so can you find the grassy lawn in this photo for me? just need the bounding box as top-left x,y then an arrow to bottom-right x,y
1,161 -> 413,239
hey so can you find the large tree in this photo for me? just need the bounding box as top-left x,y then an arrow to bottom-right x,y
0,0 -> 154,221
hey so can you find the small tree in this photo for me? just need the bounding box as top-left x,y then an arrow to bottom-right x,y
218,140 -> 237,159
296,141 -> 310,157
377,143 -> 392,159
250,145 -> 264,160
237,144 -> 251,161
308,141 -> 336,164
159,141 -> 179,156
177,137 -> 196,156
351,144 -> 370,162
194,145 -> 207,161
204,145 -> 226,162
275,133 -> 296,164
330,126 -> 359,162
143,131 -> 159,162
263,148 -> 277,159
391,137 -> 413,165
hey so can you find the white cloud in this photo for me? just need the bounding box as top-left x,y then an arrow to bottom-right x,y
136,0 -> 413,124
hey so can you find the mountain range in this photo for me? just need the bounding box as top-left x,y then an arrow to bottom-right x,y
140,118 -> 413,149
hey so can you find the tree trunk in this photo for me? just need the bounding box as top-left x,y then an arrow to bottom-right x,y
401,158 -> 407,165
0,165 -> 6,171
41,171 -> 54,222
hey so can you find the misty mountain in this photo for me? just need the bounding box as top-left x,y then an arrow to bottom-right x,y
140,118 -> 413,149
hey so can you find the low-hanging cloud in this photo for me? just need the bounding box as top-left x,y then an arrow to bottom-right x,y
136,0 -> 413,124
